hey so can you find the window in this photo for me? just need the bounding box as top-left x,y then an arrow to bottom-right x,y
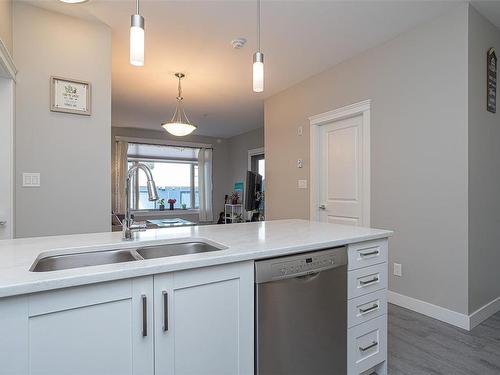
128,159 -> 199,210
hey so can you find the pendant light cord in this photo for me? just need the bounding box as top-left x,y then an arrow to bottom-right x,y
257,0 -> 261,52
136,0 -> 140,15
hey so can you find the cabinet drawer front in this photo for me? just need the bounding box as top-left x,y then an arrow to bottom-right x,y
348,289 -> 387,328
29,279 -> 132,317
348,315 -> 387,374
348,263 -> 387,299
348,239 -> 388,271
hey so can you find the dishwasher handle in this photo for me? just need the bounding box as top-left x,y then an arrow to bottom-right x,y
295,272 -> 321,282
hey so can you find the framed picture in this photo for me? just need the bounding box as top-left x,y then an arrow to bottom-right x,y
487,48 -> 497,114
50,76 -> 91,116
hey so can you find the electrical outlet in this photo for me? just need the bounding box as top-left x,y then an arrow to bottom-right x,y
393,263 -> 402,277
297,159 -> 303,168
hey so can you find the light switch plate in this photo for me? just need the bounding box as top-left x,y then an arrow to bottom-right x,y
22,173 -> 40,187
297,126 -> 303,136
298,179 -> 307,189
393,263 -> 402,277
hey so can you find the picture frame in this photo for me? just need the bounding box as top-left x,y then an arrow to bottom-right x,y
50,76 -> 91,116
487,48 -> 497,114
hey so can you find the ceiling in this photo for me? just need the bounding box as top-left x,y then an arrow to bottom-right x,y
25,0 -> 462,138
471,1 -> 500,30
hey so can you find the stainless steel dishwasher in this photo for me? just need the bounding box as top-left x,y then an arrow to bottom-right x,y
255,247 -> 347,375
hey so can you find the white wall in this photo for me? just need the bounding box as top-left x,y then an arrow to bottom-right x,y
265,4 -> 469,313
0,0 -> 12,54
467,6 -> 500,314
226,127 -> 264,193
14,3 -> 111,237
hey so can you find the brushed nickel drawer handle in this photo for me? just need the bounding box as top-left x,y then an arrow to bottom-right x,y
162,290 -> 169,332
360,250 -> 379,257
359,341 -> 378,352
359,277 -> 379,286
359,304 -> 379,314
142,294 -> 147,337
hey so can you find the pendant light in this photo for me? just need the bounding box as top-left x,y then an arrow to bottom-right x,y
130,0 -> 145,66
253,0 -> 264,93
161,73 -> 197,137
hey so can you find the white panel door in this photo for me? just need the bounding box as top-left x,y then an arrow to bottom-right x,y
154,262 -> 254,375
27,278 -> 154,375
319,115 -> 366,226
0,77 -> 13,239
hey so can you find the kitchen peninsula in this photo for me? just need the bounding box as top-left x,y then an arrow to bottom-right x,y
0,220 -> 391,375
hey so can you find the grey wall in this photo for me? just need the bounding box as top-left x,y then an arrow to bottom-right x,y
0,0 -> 12,54
468,6 -> 500,313
265,4 -> 469,313
226,127 -> 264,193
14,3 -> 111,237
111,127 -> 230,219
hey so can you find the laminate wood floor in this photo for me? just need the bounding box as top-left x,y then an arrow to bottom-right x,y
388,304 -> 500,375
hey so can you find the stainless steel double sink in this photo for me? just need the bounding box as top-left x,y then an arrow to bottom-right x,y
31,241 -> 224,272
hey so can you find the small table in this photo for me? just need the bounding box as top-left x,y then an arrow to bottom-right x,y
147,218 -> 195,228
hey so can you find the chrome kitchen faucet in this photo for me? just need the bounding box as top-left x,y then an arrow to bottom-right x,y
123,163 -> 159,239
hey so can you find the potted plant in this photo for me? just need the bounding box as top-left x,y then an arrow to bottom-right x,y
167,198 -> 176,210
158,199 -> 165,211
181,203 -> 187,210
230,192 -> 240,205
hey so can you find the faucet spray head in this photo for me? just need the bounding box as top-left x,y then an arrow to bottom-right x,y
147,180 -> 159,201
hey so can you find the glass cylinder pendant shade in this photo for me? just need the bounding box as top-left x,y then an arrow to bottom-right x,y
130,14 -> 144,66
253,52 -> 264,93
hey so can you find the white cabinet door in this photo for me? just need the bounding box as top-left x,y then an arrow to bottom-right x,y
154,262 -> 254,375
0,277 -> 155,375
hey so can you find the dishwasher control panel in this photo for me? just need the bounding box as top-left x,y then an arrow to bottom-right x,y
255,247 -> 348,283
271,253 -> 335,277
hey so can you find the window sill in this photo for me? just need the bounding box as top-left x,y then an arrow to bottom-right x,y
131,209 -> 199,218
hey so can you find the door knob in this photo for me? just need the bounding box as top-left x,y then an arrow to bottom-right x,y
319,205 -> 326,210
0,221 -> 6,226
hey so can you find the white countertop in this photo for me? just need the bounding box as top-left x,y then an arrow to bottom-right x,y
0,219 -> 392,298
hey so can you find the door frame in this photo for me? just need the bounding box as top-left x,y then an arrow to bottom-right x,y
248,147 -> 265,171
0,39 -> 17,239
309,99 -> 371,225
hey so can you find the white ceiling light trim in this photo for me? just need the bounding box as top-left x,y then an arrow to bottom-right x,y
161,73 -> 197,137
253,0 -> 264,93
130,0 -> 145,67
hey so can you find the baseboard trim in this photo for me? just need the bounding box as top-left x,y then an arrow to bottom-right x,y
469,296 -> 500,329
388,291 -> 470,330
